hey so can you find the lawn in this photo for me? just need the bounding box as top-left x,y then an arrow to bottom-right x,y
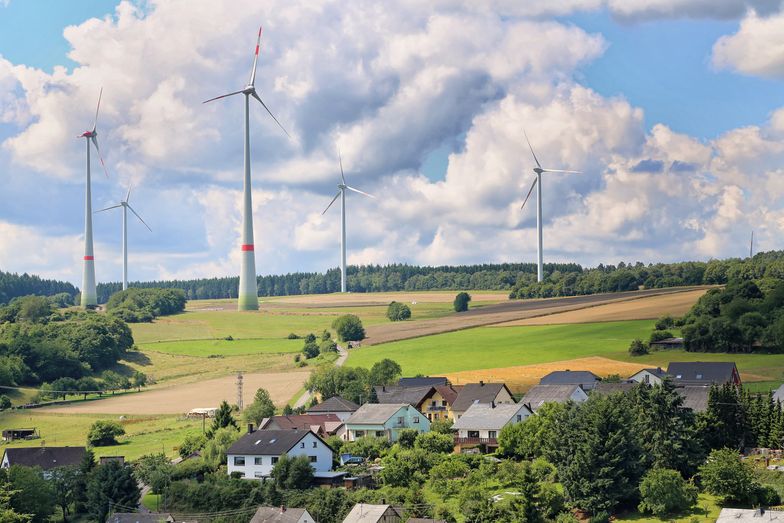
346,320 -> 784,384
0,411 -> 202,461
139,338 -> 302,357
615,494 -> 721,523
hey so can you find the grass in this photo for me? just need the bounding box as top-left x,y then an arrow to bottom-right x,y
0,411 -> 202,460
142,492 -> 162,511
139,338 -> 302,357
615,494 -> 722,522
346,320 -> 784,384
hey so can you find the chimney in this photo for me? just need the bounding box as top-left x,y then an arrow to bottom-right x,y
491,401 -> 496,409
382,386 -> 386,392
479,380 -> 484,387
247,423 -> 254,434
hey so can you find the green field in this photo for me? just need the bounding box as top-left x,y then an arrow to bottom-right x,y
346,320 -> 784,384
139,337 -> 302,356
0,411 -> 202,460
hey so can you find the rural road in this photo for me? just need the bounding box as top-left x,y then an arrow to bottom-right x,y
362,286 -> 706,346
292,344 -> 348,409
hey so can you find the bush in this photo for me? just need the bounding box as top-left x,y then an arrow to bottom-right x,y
415,432 -> 454,454
386,301 -> 412,322
628,338 -> 649,356
699,448 -> 759,504
87,420 -> 125,446
453,292 -> 471,313
638,468 -> 698,517
331,314 -> 365,342
649,330 -> 675,344
398,429 -> 419,449
655,315 -> 675,330
0,394 -> 10,410
287,333 -> 300,339
429,419 -> 454,434
302,341 -> 320,359
105,288 -> 186,322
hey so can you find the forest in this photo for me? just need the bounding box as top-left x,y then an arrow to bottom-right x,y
0,270 -> 78,305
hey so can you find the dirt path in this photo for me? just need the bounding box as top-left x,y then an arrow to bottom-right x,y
38,370 -> 310,415
292,344 -> 349,409
362,287 -> 708,346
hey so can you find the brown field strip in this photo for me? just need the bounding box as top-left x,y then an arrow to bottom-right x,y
496,288 -> 708,326
38,370 -> 310,415
265,291 -> 509,307
362,287 -> 709,346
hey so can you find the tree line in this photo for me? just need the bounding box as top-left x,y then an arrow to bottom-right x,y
105,288 -> 186,323
0,270 -> 78,305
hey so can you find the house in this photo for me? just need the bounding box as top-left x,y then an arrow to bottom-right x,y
591,382 -> 637,396
667,362 -> 741,387
226,429 -> 333,480
452,402 -> 532,453
677,386 -> 710,413
420,385 -> 461,422
451,382 -> 515,419
1,447 -> 86,475
398,377 -> 449,387
716,508 -> 784,523
249,506 -> 315,523
108,514 -> 174,523
343,503 -> 402,523
344,403 -> 430,442
306,396 -> 359,422
650,337 -> 684,350
374,386 -> 434,410
629,367 -> 668,386
259,414 -> 345,439
1,428 -> 38,441
520,384 -> 588,411
374,385 -> 461,422
774,384 -> 784,404
539,370 -> 600,391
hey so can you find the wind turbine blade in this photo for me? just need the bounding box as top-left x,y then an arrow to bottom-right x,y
322,191 -> 341,215
92,87 -> 103,132
249,25 -> 262,87
90,136 -> 109,178
521,177 -> 537,211
338,149 -> 346,185
127,204 -> 152,232
251,91 -> 290,138
523,129 -> 541,169
541,168 -> 582,174
345,185 -> 375,199
202,90 -> 244,104
125,185 -> 132,203
94,204 -> 122,213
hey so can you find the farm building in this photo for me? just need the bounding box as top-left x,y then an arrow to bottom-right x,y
451,382 -> 515,419
186,407 -> 217,418
539,370 -> 600,391
258,413 -> 345,439
650,337 -> 684,350
249,506 -> 315,523
1,447 -> 86,478
226,429 -> 334,480
1,428 -> 38,441
520,384 -> 588,411
628,367 -> 667,386
306,396 -> 359,422
667,362 -> 741,387
344,403 -> 430,442
342,503 -> 402,523
452,402 -> 532,453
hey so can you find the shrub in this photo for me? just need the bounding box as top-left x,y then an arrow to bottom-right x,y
453,292 -> 471,313
429,419 -> 454,434
302,341 -> 320,359
638,468 -> 698,517
628,338 -> 649,356
655,315 -> 675,330
415,432 -> 454,454
386,301 -> 412,322
649,330 -> 675,344
700,448 -> 759,504
0,395 -> 11,410
398,429 -> 419,449
87,420 -> 125,446
287,333 -> 300,339
331,314 -> 365,342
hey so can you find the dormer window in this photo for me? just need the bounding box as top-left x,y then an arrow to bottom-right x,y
696,374 -> 703,379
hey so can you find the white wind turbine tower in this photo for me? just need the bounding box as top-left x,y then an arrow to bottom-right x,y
77,88 -> 109,308
95,187 -> 152,291
203,26 -> 289,311
322,151 -> 375,293
520,131 -> 581,283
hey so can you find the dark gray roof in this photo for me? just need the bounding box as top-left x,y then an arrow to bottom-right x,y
2,447 -> 86,470
250,507 -> 311,523
452,403 -> 531,431
592,382 -> 637,395
520,385 -> 587,411
452,383 -> 512,412
109,514 -> 173,523
398,377 -> 448,387
667,362 -> 738,386
374,385 -> 433,406
306,396 -> 359,413
346,403 -> 412,425
540,371 -> 600,387
677,386 -> 709,412
227,430 -> 330,456
633,367 -> 668,379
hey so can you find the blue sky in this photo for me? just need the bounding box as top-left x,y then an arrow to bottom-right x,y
1,1 -> 784,285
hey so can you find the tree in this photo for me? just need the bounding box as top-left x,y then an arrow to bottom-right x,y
498,402 -> 564,460
86,461 -> 140,523
0,395 -> 11,410
398,429 -> 419,449
271,454 -> 314,490
202,427 -> 240,469
454,292 -> 471,312
16,296 -> 52,323
179,433 -> 207,459
305,366 -> 372,405
0,480 -> 32,523
628,338 -> 648,356
72,448 -> 95,514
133,453 -> 172,492
208,400 -> 238,437
637,468 -> 697,517
415,432 -> 454,454
386,301 -> 411,321
331,314 -> 365,342
4,465 -> 55,523
699,448 -> 760,504
87,420 -> 125,446
243,388 -> 276,426
49,466 -> 78,522
369,359 -> 402,386
131,371 -> 147,391
76,377 -> 101,400
302,340 -> 320,359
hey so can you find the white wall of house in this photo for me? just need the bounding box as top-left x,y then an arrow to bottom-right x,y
1,453 -> 9,469
455,405 -> 532,439
227,432 -> 333,479
629,370 -> 662,386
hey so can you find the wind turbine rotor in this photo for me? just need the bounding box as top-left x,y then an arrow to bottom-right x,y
127,204 -> 152,232
520,177 -> 538,211
322,191 -> 341,215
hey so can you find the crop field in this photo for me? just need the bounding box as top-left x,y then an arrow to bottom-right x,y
139,338 -> 302,357
0,411 -> 201,460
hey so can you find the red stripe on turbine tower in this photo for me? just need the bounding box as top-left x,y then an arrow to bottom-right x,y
255,45 -> 259,55
84,256 -> 94,260
241,244 -> 254,251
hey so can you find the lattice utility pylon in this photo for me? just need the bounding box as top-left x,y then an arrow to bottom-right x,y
236,370 -> 244,410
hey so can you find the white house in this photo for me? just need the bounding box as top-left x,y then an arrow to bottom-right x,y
628,367 -> 667,386
226,429 -> 333,480
452,402 -> 532,452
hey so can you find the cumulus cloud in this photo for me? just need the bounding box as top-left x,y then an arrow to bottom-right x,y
713,11 -> 784,78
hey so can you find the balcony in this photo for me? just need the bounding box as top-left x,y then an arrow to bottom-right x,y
454,437 -> 498,446
427,406 -> 447,411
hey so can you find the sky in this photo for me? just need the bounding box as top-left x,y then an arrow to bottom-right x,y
2,0 -> 784,286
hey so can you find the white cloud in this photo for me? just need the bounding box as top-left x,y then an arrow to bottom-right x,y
713,11 -> 784,78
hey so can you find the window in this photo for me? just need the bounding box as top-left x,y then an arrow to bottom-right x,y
431,400 -> 436,407
312,441 -> 317,448
271,457 -> 279,465
441,400 -> 447,407
516,415 -> 522,422
468,431 -> 479,438
254,472 -> 265,478
397,416 -> 404,424
309,456 -> 318,463
434,413 -> 439,420
376,431 -> 385,437
413,417 -> 420,424
643,374 -> 650,384
254,457 -> 263,465
355,430 -> 365,438
488,431 -> 497,439
233,456 -> 245,466
696,374 -> 703,379
300,442 -> 305,448
676,374 -> 682,379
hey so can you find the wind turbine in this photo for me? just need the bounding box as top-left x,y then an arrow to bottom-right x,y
203,26 -> 289,311
95,187 -> 151,291
520,131 -> 581,283
322,151 -> 375,293
77,88 -> 109,308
